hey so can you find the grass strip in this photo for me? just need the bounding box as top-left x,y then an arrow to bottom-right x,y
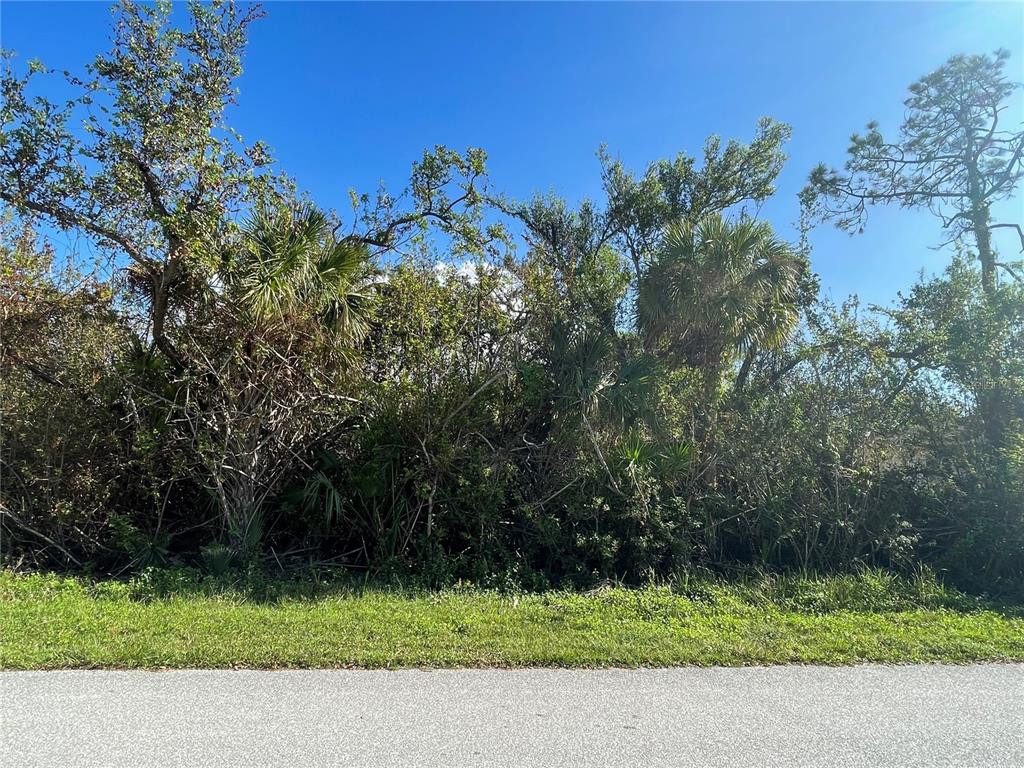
3,571 -> 1022,669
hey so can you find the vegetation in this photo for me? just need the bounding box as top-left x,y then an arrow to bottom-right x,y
2,1 -> 1023,612
3,569 -> 1022,669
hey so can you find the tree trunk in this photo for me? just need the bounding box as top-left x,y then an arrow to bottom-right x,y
735,345 -> 757,391
150,249 -> 189,372
968,203 -> 1005,446
971,204 -> 996,296
696,361 -> 723,490
697,361 -> 722,447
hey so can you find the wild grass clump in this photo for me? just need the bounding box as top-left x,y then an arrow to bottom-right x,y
0,565 -> 996,612
713,568 -> 980,613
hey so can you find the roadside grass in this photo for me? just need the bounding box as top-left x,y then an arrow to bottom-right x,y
2,569 -> 1022,669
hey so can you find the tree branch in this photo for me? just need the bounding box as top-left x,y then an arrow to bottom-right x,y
0,190 -> 147,266
991,223 -> 1024,252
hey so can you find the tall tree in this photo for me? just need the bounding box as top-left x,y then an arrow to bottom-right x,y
165,202 -> 374,556
498,119 -> 792,285
1,0 -> 274,370
604,117 -> 792,280
638,214 -> 806,437
802,50 -> 1024,295
0,1 -> 496,372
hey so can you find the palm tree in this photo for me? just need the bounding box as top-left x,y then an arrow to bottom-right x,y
638,214 -> 805,434
186,203 -> 375,556
226,203 -> 373,344
542,319 -> 657,494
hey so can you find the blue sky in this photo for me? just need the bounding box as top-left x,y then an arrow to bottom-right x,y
2,1 -> 1022,306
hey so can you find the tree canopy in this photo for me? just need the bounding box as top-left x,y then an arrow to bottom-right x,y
802,49 -> 1024,294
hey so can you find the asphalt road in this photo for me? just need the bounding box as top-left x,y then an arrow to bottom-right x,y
2,665 -> 1022,767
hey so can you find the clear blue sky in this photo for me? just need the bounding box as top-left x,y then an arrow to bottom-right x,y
2,1 -> 1022,306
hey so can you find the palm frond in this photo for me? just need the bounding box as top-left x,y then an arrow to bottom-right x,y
638,212 -> 807,368
228,202 -> 374,342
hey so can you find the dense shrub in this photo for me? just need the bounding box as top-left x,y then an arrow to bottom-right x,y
1,2 -> 1022,594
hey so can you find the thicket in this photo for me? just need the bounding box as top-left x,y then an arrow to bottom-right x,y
2,2 -> 1022,594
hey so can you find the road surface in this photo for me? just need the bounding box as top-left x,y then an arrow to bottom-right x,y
2,665 -> 1022,767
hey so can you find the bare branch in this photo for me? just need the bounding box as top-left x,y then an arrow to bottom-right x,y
991,222 -> 1024,252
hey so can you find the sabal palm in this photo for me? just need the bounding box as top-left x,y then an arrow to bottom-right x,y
546,319 -> 658,492
226,203 -> 373,343
550,320 -> 656,425
638,214 -> 804,375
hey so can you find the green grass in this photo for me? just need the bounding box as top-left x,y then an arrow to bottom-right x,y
2,569 -> 1022,669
